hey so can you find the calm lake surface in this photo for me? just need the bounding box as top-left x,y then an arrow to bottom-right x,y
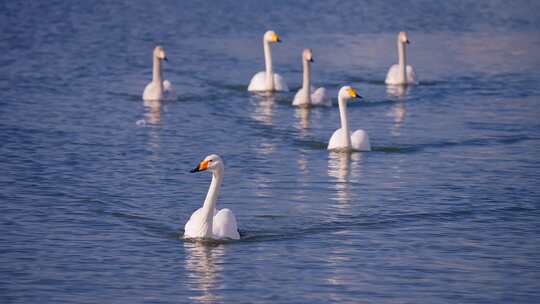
1,1 -> 540,303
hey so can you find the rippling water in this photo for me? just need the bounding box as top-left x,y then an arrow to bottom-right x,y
1,1 -> 540,303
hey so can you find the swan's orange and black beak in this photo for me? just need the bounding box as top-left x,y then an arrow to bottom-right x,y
347,87 -> 363,99
309,57 -> 314,63
163,56 -> 168,61
405,39 -> 410,44
190,160 -> 209,173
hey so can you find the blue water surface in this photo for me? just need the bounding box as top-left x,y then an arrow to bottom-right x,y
1,1 -> 540,303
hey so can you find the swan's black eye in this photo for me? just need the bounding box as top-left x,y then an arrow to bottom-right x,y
208,160 -> 213,163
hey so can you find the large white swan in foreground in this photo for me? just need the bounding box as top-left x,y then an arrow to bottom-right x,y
385,32 -> 417,85
143,46 -> 176,101
328,86 -> 371,152
292,49 -> 331,107
248,30 -> 289,92
184,154 -> 240,240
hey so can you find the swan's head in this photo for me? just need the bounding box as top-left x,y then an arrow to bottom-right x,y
264,30 -> 281,43
338,86 -> 362,101
302,48 -> 313,62
190,154 -> 224,173
154,46 -> 168,61
398,31 -> 410,44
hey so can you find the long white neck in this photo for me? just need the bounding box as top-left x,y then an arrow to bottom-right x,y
263,40 -> 274,91
152,55 -> 163,91
338,97 -> 351,149
397,40 -> 407,84
200,169 -> 223,238
302,58 -> 311,103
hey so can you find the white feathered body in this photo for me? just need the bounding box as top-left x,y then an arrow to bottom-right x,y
293,86 -> 332,107
385,64 -> 417,85
328,128 -> 371,152
248,71 -> 289,92
184,207 -> 240,240
143,80 -> 176,101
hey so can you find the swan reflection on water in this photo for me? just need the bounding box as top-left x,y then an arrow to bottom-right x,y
325,153 -> 360,294
294,107 -> 323,135
250,93 -> 276,125
386,84 -> 409,136
387,101 -> 407,136
386,83 -> 410,98
250,93 -> 278,159
184,242 -> 225,303
294,107 -> 311,131
327,152 -> 363,205
143,99 -> 162,125
142,99 -> 163,161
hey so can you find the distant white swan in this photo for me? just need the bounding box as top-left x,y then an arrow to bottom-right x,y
385,32 -> 417,85
143,46 -> 176,101
248,30 -> 289,92
292,49 -> 331,107
328,86 -> 371,152
184,154 -> 240,240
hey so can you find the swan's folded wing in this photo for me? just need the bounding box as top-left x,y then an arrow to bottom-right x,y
248,71 -> 267,91
292,88 -> 308,106
163,80 -> 176,101
385,64 -> 400,84
184,207 -> 204,238
406,65 -> 418,84
311,87 -> 332,107
351,129 -> 371,151
273,73 -> 289,92
143,82 -> 158,100
213,208 -> 240,240
328,128 -> 346,150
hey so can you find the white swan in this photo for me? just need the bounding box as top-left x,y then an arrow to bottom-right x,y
184,154 -> 240,240
385,32 -> 417,85
143,46 -> 176,101
292,49 -> 331,107
328,86 -> 371,152
248,30 -> 289,92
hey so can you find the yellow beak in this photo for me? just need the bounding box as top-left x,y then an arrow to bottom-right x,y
347,88 -> 358,98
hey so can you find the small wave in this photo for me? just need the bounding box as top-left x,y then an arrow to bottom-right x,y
372,146 -> 415,153
164,205 -> 540,246
238,205 -> 538,243
182,236 -> 239,245
221,84 -> 249,92
292,138 -> 328,150
106,91 -> 141,101
374,135 -> 535,154
341,75 -> 386,86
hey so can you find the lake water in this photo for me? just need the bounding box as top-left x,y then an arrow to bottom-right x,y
1,1 -> 540,303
